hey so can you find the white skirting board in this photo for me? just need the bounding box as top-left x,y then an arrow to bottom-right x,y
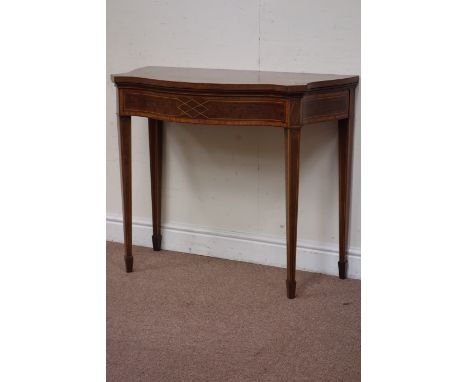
106,215 -> 361,279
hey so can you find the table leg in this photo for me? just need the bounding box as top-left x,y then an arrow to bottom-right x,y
118,116 -> 133,272
148,119 -> 163,251
338,90 -> 355,279
284,128 -> 301,299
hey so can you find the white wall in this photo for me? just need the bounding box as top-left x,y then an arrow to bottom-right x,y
107,0 -> 361,277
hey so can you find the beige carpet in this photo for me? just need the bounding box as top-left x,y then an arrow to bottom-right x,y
107,241 -> 360,381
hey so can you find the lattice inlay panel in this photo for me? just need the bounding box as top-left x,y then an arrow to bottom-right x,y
176,97 -> 209,118
121,89 -> 287,126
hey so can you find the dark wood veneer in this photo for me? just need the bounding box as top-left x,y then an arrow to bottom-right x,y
112,66 -> 359,299
118,116 -> 132,273
112,66 -> 358,93
148,119 -> 163,252
302,90 -> 349,124
120,89 -> 287,127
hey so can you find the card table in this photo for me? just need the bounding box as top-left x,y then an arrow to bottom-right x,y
112,66 -> 359,299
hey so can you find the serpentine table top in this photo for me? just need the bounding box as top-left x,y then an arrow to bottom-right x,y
112,66 -> 359,299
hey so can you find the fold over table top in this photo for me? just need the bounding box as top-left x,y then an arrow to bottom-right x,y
112,66 -> 359,93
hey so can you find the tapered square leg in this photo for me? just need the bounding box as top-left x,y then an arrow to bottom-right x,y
338,259 -> 348,279
149,119 -> 163,251
286,280 -> 296,299
152,234 -> 162,251
118,115 -> 133,272
338,88 -> 355,279
284,128 -> 301,299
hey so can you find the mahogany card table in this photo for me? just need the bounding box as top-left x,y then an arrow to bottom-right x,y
112,66 -> 359,299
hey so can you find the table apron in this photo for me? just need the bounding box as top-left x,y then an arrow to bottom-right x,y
302,89 -> 350,124
119,89 -> 289,127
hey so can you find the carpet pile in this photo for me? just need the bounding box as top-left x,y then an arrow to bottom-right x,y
107,241 -> 360,381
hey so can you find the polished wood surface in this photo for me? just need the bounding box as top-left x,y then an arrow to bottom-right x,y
112,66 -> 359,93
120,89 -> 288,127
338,88 -> 356,279
118,116 -> 133,273
113,66 -> 359,298
148,119 -> 163,252
284,129 -> 301,299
